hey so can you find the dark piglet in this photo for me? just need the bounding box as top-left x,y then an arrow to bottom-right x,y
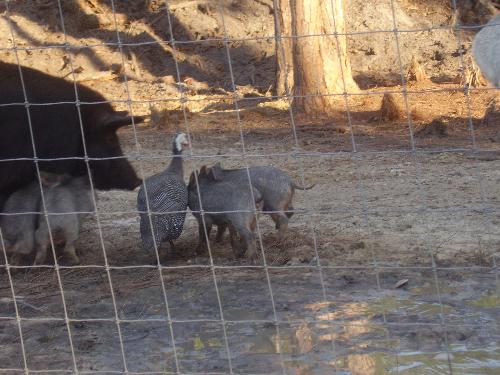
188,166 -> 263,260
209,163 -> 314,243
0,61 -> 143,211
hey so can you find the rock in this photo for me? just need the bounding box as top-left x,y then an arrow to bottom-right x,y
434,352 -> 454,361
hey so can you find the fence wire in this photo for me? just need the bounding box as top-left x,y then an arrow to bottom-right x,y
0,0 -> 499,374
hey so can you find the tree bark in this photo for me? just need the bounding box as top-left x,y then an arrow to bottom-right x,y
274,0 -> 294,96
275,0 -> 359,116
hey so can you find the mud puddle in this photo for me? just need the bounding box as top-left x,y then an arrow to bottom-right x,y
1,268 -> 499,373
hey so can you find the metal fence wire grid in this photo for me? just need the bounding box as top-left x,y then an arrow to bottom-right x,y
0,0 -> 500,374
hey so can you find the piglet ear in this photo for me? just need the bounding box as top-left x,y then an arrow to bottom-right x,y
208,167 -> 221,181
39,171 -> 61,188
199,165 -> 208,176
210,162 -> 222,181
100,111 -> 146,131
188,172 -> 196,187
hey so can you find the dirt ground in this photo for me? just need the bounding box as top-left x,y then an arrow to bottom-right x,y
1,0 -> 500,374
0,0 -> 496,100
1,89 -> 500,373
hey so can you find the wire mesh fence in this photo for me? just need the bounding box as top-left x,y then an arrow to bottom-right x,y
0,0 -> 499,374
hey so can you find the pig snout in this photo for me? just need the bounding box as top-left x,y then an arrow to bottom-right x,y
90,158 -> 142,191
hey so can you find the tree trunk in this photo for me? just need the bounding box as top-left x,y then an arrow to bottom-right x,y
274,0 -> 294,96
275,0 -> 359,115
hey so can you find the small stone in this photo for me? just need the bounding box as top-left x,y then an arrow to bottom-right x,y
349,241 -> 366,250
287,257 -> 302,266
395,279 -> 409,289
434,353 -> 454,361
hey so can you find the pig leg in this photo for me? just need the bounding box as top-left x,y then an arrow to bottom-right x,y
270,213 -> 280,230
9,236 -> 35,266
63,242 -> 79,265
276,213 -> 288,243
34,222 -> 51,265
9,252 -> 24,267
232,217 -> 257,261
268,198 -> 292,243
249,213 -> 257,231
270,212 -> 289,243
286,188 -> 295,219
61,226 -> 80,265
240,228 -> 257,261
271,191 -> 294,242
34,242 -> 48,265
196,216 -> 213,255
215,223 -> 228,243
228,224 -> 243,258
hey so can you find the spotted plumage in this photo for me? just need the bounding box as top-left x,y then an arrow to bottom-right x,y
137,133 -> 189,252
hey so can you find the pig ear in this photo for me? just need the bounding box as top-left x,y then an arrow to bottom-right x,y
199,165 -> 208,176
39,171 -> 49,186
100,111 -> 146,131
39,171 -> 59,188
211,162 -> 223,178
188,171 -> 196,186
209,167 -> 221,181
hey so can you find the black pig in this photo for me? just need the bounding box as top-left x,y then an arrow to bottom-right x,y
0,62 -> 143,211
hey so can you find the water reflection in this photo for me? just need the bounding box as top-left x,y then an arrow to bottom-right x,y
220,297 -> 500,374
5,270 -> 499,373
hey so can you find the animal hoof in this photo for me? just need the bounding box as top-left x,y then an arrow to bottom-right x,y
9,254 -> 24,267
65,254 -> 80,266
234,250 -> 246,259
246,252 -> 258,264
34,254 -> 46,266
